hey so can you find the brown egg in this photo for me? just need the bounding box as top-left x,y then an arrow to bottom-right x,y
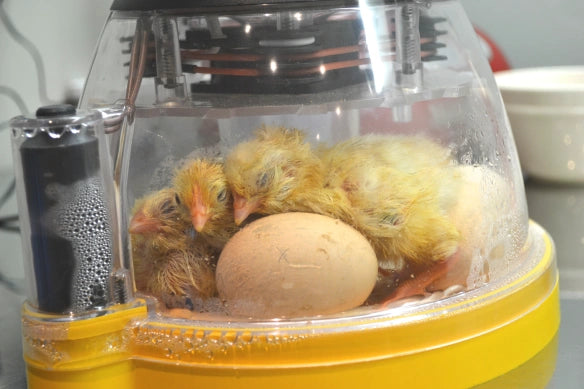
216,212 -> 378,318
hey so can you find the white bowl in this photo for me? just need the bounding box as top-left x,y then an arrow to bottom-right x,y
496,66 -> 584,183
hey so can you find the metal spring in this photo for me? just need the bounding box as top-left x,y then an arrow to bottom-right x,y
111,269 -> 132,305
154,16 -> 181,82
276,12 -> 295,31
399,4 -> 422,75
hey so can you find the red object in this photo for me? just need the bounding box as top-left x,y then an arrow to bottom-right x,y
475,27 -> 511,72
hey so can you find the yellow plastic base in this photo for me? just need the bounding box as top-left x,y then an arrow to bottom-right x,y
23,223 -> 560,389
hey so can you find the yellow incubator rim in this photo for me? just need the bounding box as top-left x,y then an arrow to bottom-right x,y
22,221 -> 560,389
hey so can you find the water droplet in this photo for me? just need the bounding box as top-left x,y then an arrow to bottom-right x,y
47,126 -> 66,139
23,128 -> 38,138
69,124 -> 82,134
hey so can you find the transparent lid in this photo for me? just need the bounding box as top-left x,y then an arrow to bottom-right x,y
77,0 -> 529,322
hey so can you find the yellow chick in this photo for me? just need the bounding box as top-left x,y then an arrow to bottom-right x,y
173,158 -> 239,250
320,135 -> 463,301
129,188 -> 217,305
225,126 -> 463,302
224,126 -> 354,224
320,134 -> 461,266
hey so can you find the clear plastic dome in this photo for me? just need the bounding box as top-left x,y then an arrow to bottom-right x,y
77,0 -> 530,321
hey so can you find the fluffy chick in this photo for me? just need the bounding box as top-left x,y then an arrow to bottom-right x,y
224,126 -> 354,224
225,126 -> 463,302
320,135 -> 463,301
173,158 -> 239,250
320,135 -> 462,266
129,188 -> 217,304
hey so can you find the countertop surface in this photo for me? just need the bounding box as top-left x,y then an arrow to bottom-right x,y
0,174 -> 583,388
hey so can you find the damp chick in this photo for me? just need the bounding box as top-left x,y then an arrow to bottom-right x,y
320,134 -> 463,301
129,188 -> 217,305
223,125 -> 354,224
225,126 -> 464,303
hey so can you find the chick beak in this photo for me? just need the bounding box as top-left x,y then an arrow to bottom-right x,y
233,193 -> 260,225
191,185 -> 209,232
129,211 -> 160,234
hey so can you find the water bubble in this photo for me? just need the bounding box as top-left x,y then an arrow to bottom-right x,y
23,128 -> 38,138
46,177 -> 113,311
47,126 -> 66,139
69,124 -> 82,134
460,151 -> 473,165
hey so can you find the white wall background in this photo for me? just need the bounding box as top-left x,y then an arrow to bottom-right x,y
0,0 -> 583,170
459,0 -> 584,68
0,0 -> 110,168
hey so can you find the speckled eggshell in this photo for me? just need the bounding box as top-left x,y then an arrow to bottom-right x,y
216,212 -> 378,318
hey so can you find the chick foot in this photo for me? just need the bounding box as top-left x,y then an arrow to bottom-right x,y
380,252 -> 461,306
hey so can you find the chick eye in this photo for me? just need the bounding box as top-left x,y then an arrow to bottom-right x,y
174,193 -> 181,205
381,213 -> 402,226
216,188 -> 227,202
257,172 -> 271,188
160,199 -> 175,215
186,227 -> 197,239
